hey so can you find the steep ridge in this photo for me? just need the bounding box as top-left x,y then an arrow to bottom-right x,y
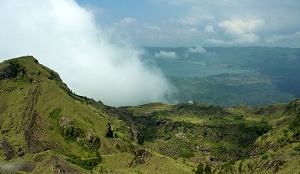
0,56 -> 299,174
0,56 -> 193,173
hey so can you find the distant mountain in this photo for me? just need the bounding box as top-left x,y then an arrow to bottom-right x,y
0,56 -> 299,173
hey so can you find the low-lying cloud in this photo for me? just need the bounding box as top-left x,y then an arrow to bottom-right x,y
155,51 -> 177,59
188,46 -> 207,54
0,0 -> 172,106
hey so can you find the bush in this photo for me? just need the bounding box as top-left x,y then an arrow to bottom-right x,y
137,133 -> 144,145
261,153 -> 270,160
195,163 -> 211,174
195,163 -> 204,174
106,123 -> 114,138
49,108 -> 62,119
204,164 -> 212,174
60,124 -> 83,140
294,144 -> 300,151
67,153 -> 102,170
80,136 -> 101,152
254,123 -> 272,136
179,148 -> 194,159
238,161 -> 243,173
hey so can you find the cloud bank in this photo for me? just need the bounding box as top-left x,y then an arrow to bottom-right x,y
155,51 -> 177,59
0,0 -> 172,106
218,19 -> 264,43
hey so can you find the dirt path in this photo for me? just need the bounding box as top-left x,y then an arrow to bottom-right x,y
22,82 -> 41,152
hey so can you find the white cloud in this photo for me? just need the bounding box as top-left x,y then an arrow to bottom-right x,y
0,0 -> 172,106
120,17 -> 136,24
107,0 -> 300,47
178,5 -> 216,26
181,15 -> 215,26
113,17 -> 137,28
218,19 -> 264,44
155,51 -> 177,59
206,39 -> 227,45
266,31 -> 300,43
143,24 -> 161,31
152,0 -> 197,5
152,0 -> 237,6
207,34 -> 260,45
234,33 -> 260,43
219,19 -> 264,35
204,25 -> 215,33
188,46 -> 207,53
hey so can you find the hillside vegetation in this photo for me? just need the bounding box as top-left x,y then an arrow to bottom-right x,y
0,56 -> 299,173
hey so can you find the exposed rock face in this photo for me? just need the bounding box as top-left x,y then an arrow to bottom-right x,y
59,117 -> 83,139
82,131 -> 101,151
0,63 -> 25,80
0,139 -> 15,160
129,149 -> 152,166
50,156 -> 81,174
60,117 -> 73,128
16,146 -> 25,157
59,117 -> 101,151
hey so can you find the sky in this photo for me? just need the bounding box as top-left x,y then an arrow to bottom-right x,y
0,0 -> 173,106
76,0 -> 300,47
0,0 -> 299,106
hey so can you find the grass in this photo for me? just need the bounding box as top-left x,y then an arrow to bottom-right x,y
99,152 -> 193,174
0,56 -> 299,173
66,152 -> 102,170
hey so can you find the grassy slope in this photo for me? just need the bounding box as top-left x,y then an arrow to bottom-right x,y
0,56 -> 191,174
0,56 -> 299,174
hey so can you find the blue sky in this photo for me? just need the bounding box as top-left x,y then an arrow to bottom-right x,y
77,0 -> 300,47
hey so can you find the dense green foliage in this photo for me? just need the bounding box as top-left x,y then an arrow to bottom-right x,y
66,152 -> 102,170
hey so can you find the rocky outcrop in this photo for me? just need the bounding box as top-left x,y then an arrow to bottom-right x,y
0,63 -> 25,80
59,117 -> 101,152
0,139 -> 15,160
129,149 -> 152,167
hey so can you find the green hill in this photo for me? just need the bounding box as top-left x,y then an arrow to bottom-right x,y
0,56 -> 299,173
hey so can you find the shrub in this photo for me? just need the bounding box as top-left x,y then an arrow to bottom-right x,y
204,164 -> 212,174
49,108 -> 62,119
106,123 -> 114,138
179,148 -> 194,159
261,153 -> 270,160
195,163 -> 211,174
195,163 -> 204,174
137,133 -> 144,145
238,161 -> 243,173
294,144 -> 300,151
60,124 -> 83,140
67,153 -> 102,170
